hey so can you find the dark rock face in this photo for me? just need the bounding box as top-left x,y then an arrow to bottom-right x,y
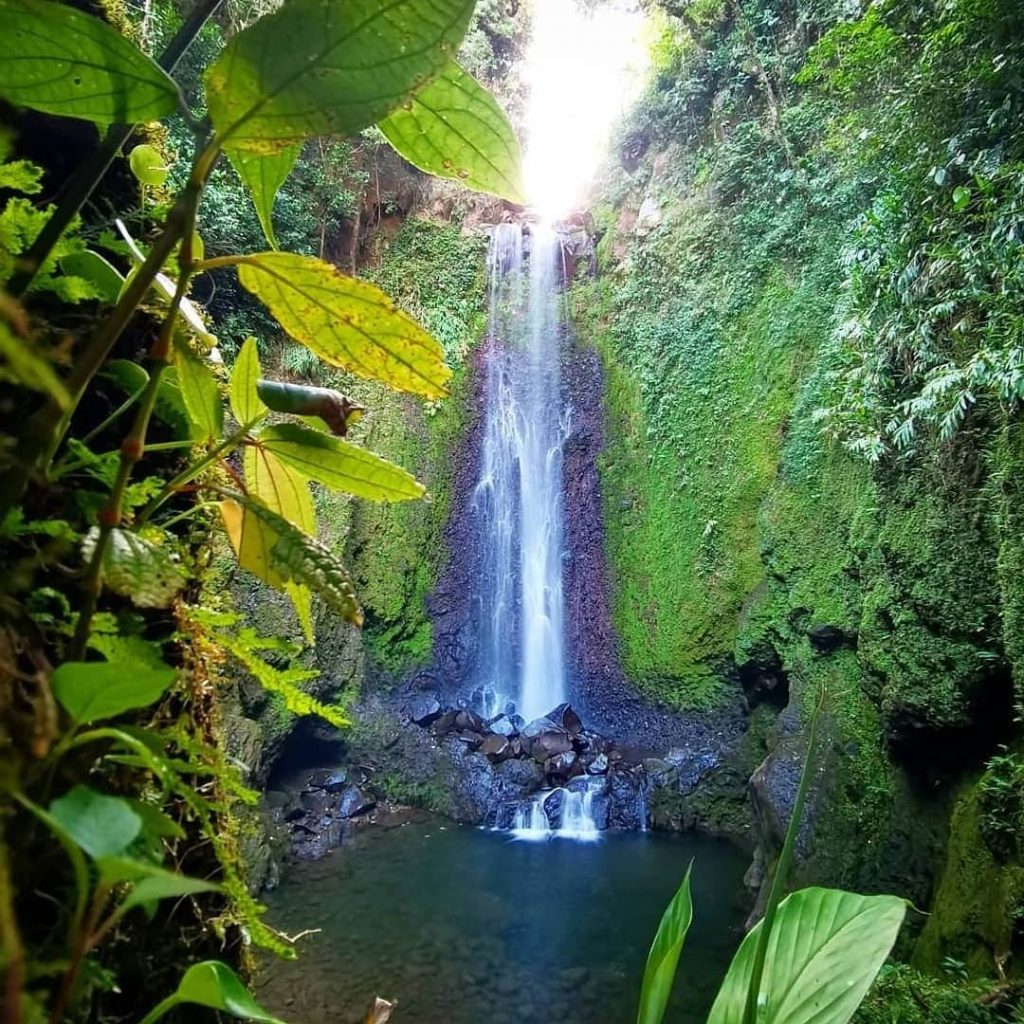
337,784 -> 376,820
409,695 -> 442,726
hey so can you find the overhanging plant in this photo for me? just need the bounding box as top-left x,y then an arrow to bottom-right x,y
0,0 -> 524,1018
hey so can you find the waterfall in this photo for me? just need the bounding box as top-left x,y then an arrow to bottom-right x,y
471,224 -> 569,722
509,780 -> 602,843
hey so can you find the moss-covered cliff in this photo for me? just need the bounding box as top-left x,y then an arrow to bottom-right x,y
570,0 -> 1024,973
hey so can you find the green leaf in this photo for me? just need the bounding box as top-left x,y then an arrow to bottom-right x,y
174,338 -> 223,440
204,0 -> 476,155
952,185 -> 971,211
229,337 -> 267,426
52,660 -> 176,724
379,61 -> 524,203
228,146 -> 299,249
82,527 -> 187,608
220,493 -> 363,626
167,961 -> 286,1023
244,444 -> 315,640
129,143 -> 169,187
707,887 -> 907,1024
0,319 -> 69,407
0,156 -> 43,193
0,0 -> 179,125
259,422 -> 424,502
49,786 -> 141,860
96,858 -> 221,912
637,864 -> 693,1024
235,253 -> 451,398
58,250 -> 124,303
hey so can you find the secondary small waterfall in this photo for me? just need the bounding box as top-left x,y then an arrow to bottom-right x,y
510,778 -> 602,842
471,223 -> 570,722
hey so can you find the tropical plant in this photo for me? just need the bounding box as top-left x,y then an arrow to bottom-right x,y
0,0 -> 523,1017
637,697 -> 908,1024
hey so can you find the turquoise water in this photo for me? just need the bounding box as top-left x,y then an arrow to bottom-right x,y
257,816 -> 749,1024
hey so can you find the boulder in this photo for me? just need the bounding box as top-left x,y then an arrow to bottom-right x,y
545,751 -> 577,780
542,789 -> 565,828
488,714 -> 517,737
548,703 -> 583,736
450,751 -> 497,823
457,730 -> 484,750
586,753 -> 609,775
481,733 -> 512,763
455,709 -> 486,733
409,695 -> 442,726
299,790 -> 332,816
607,769 -> 646,830
336,784 -> 376,819
433,709 -> 459,736
526,729 -> 573,761
521,715 -> 560,739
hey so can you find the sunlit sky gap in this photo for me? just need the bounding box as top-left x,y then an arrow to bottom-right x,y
522,0 -> 652,220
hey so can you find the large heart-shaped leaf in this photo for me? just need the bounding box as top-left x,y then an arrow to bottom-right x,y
50,786 -> 142,860
259,422 -> 424,502
637,864 -> 693,1024
53,660 -> 176,724
228,145 -> 300,249
380,61 -> 524,203
235,253 -> 450,398
229,337 -> 267,426
244,444 -> 315,639
204,0 -> 476,154
707,887 -> 907,1024
0,0 -> 179,124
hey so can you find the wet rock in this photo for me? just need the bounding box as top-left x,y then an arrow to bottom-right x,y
488,714 -> 517,737
521,715 -> 560,739
455,709 -> 486,733
607,769 -> 646,830
457,730 -> 485,750
526,729 -> 574,761
300,790 -> 332,816
543,789 -> 565,828
545,751 -> 577,780
294,819 -> 344,861
282,797 -> 306,823
305,767 -> 347,791
450,751 -> 497,823
548,703 -> 583,736
337,784 -> 376,819
433,709 -> 459,736
586,753 -> 609,775
409,695 -> 442,726
481,733 -> 512,763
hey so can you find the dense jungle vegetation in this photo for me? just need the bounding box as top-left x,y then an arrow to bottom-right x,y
1,0 -> 1023,1021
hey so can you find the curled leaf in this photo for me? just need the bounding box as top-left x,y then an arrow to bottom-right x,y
256,379 -> 363,436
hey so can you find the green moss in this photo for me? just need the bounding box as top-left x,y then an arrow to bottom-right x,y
853,965 -> 1001,1024
914,778 -> 1024,976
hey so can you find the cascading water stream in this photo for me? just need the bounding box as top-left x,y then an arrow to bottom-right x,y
471,223 -> 570,723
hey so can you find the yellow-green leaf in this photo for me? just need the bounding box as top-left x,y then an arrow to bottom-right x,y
244,444 -> 315,639
0,0 -> 179,125
259,422 -> 424,502
174,339 -> 223,441
228,145 -> 299,249
204,0 -> 476,154
229,337 -> 267,426
220,498 -> 287,590
235,253 -> 450,398
129,143 -> 168,187
379,61 -> 524,204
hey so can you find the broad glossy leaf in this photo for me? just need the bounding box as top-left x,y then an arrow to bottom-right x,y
244,444 -> 315,639
52,659 -> 176,723
82,526 -> 186,608
236,253 -> 450,398
174,338 -> 223,440
129,143 -> 168,187
259,422 -> 424,502
707,887 -> 906,1024
170,961 -> 286,1022
0,0 -> 179,124
228,145 -> 299,249
380,61 -> 524,203
637,865 -> 693,1024
50,786 -> 141,860
229,337 -> 267,426
204,0 -> 476,154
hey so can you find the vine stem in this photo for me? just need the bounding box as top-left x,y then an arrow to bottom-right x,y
741,687 -> 825,1024
69,146 -> 212,659
47,884 -> 110,1024
0,138 -> 221,521
0,841 -> 23,1024
5,0 -> 225,298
